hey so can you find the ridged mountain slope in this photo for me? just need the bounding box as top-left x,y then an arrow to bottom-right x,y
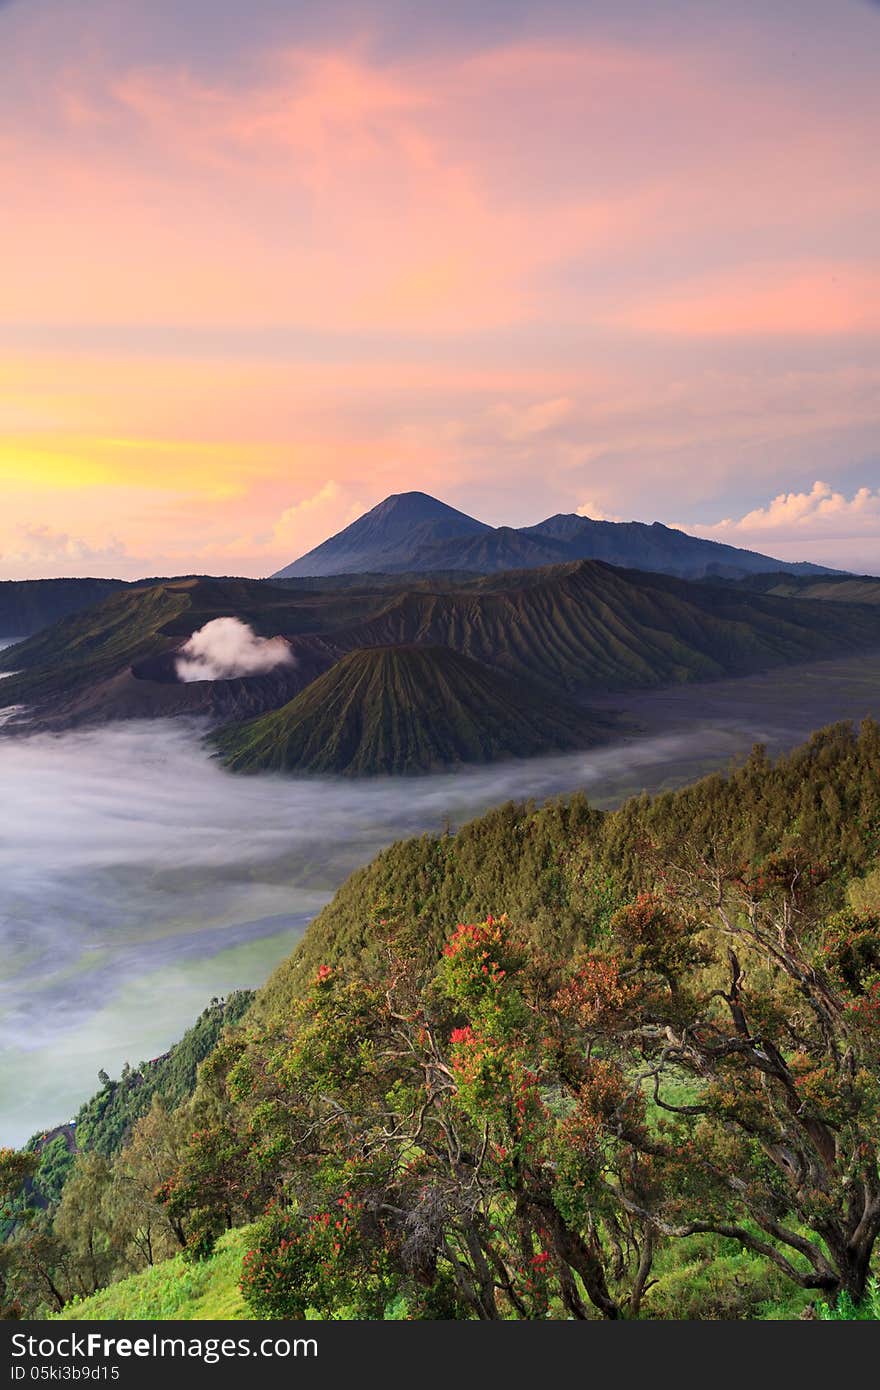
327,561 -> 880,694
213,644 -> 608,775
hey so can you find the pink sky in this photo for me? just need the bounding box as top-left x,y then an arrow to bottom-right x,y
1,0 -> 879,578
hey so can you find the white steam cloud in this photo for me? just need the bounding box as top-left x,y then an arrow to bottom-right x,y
175,617 -> 295,683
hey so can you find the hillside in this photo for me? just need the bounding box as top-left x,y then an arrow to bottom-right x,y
522,514 -> 837,580
327,560 -> 880,695
4,561 -> 880,738
735,572 -> 880,604
0,578 -> 129,639
6,720 -> 880,1322
56,1228 -> 252,1321
0,577 -> 347,729
213,644 -> 611,775
273,490 -> 840,581
256,717 -> 880,1015
21,992 -> 255,1211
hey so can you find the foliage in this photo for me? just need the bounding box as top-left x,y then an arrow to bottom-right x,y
73,992 -> 254,1159
160,919 -> 673,1319
1,996 -> 253,1319
9,720 -> 880,1321
262,719 -> 880,1002
164,851 -> 880,1316
817,1278 -> 880,1320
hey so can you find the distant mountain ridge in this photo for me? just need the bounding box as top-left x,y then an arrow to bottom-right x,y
273,491 -> 842,581
0,578 -> 129,638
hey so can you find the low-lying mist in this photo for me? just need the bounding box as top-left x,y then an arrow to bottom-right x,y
2,648 -> 879,1146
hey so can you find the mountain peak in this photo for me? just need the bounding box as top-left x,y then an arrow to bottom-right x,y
273,491 -> 844,582
272,492 -> 490,579
367,491 -> 478,522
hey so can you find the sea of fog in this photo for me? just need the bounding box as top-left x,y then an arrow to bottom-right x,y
2,645 -> 879,1145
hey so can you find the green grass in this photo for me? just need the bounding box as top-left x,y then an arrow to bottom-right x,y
48,1219 -> 875,1321
56,1228 -> 254,1322
643,1233 -> 817,1320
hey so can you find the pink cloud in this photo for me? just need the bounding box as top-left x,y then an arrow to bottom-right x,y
611,262 -> 880,338
3,35 -> 875,336
0,18 -> 878,576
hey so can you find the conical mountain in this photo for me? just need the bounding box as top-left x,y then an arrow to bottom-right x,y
272,492 -> 491,578
213,644 -> 608,776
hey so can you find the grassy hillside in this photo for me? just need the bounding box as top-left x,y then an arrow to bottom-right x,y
6,719 -> 879,1321
213,644 -> 612,775
57,1228 -> 253,1321
52,1223 -> 816,1322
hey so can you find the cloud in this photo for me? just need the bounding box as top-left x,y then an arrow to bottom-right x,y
1,524 -> 129,573
576,499 -> 622,523
689,480 -> 880,573
609,262 -> 880,338
204,481 -> 367,575
489,397 -> 575,441
174,617 -> 295,682
271,480 -> 364,551
696,480 -> 880,537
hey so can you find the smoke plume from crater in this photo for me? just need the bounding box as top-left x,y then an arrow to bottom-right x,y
175,617 -> 295,683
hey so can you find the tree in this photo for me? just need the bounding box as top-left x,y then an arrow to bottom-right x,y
121,1097 -> 195,1253
590,856 -> 880,1301
0,1150 -> 38,1318
167,919 -> 660,1318
53,1153 -> 117,1296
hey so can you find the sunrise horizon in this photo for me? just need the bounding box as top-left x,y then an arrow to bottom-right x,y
2,0 -> 879,577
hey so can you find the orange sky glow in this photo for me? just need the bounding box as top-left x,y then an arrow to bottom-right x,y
1,0 -> 879,577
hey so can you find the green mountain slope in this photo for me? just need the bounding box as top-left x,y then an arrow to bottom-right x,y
4,561 -> 880,737
11,719 -> 880,1324
331,560 -> 880,694
0,577 -> 346,728
255,718 -> 880,1017
213,644 -> 610,775
21,993 -> 255,1212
